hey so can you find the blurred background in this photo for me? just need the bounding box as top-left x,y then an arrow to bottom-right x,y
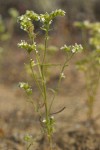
0,0 -> 100,149
0,0 -> 100,84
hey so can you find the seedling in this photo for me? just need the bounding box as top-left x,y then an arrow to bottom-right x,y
18,9 -> 83,149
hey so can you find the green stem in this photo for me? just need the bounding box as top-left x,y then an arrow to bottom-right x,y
29,54 -> 44,99
85,68 -> 100,120
41,63 -> 63,67
42,30 -> 48,64
49,135 -> 53,150
49,53 -> 74,113
27,143 -> 32,150
41,30 -> 49,119
82,29 -> 87,51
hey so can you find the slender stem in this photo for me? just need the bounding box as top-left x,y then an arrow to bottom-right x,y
30,24 -> 55,148
41,28 -> 54,146
29,54 -> 44,99
82,29 -> 87,51
27,143 -> 32,150
49,136 -> 53,150
42,30 -> 48,64
40,63 -> 63,67
29,36 -> 46,100
85,66 -> 100,120
41,29 -> 49,119
49,53 -> 74,113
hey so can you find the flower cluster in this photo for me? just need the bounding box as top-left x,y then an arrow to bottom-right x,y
74,21 -> 100,50
42,116 -> 55,134
60,72 -> 65,78
18,40 -> 36,54
74,20 -> 90,29
89,22 -> 100,50
50,9 -> 65,19
18,9 -> 65,32
30,59 -> 36,67
40,9 -> 65,31
61,43 -> 83,54
19,82 -> 32,95
17,10 -> 39,31
25,10 -> 40,21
